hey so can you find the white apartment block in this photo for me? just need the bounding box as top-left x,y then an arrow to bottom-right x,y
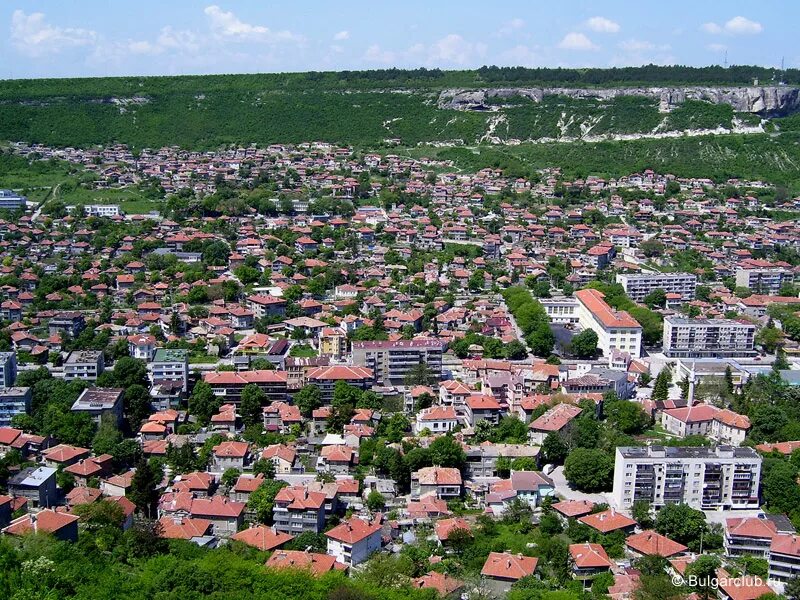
615,273 -> 697,303
663,316 -> 756,359
735,265 -> 792,295
352,339 -> 444,386
63,350 -> 105,381
574,289 -> 642,358
612,446 -> 761,511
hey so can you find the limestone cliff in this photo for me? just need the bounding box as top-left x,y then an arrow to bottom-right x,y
438,86 -> 800,116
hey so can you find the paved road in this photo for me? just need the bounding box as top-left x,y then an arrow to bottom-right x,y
500,299 -> 531,354
549,466 -> 613,505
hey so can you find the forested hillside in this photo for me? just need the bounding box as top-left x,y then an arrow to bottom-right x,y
0,65 -> 798,150
3,65 -> 800,188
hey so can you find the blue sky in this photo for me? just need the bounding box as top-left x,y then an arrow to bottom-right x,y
2,1 -> 794,79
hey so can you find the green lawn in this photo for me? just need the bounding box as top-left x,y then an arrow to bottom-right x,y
188,353 -> 220,364
289,344 -> 317,358
57,185 -> 164,214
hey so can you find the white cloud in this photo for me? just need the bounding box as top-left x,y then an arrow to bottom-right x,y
333,30 -> 350,41
702,22 -> 723,34
558,32 -> 597,51
427,34 -> 482,65
586,16 -> 620,33
10,9 -> 97,57
204,5 -> 303,44
707,43 -> 727,53
702,16 -> 762,35
618,39 -> 654,52
363,44 -> 396,64
124,27 -> 200,56
497,18 -> 525,36
617,39 -> 670,53
364,34 -> 485,68
501,44 -> 540,66
724,16 -> 762,35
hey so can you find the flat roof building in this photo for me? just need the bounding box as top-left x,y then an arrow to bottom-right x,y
0,352 -> 17,389
64,350 -> 105,381
0,387 -> 31,428
612,446 -> 761,511
663,316 -> 756,359
71,387 -> 124,428
152,348 -> 189,392
352,338 -> 445,386
616,272 -> 697,303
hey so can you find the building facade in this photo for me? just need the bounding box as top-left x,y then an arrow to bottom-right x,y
0,387 -> 31,427
574,289 -> 642,358
63,350 -> 105,381
612,446 -> 761,510
0,353 -> 17,389
152,348 -> 189,392
663,317 -> 756,359
616,273 -> 697,303
352,339 -> 445,386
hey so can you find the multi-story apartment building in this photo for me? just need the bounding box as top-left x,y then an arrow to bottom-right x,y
0,352 -> 17,389
615,273 -> 697,303
574,289 -> 642,358
203,370 -> 288,404
663,316 -> 756,359
0,387 -> 31,427
465,444 -> 540,479
0,190 -> 26,211
71,388 -> 124,428
612,446 -> 761,510
305,365 -> 374,403
63,350 -> 105,381
272,486 -> 326,535
769,533 -> 800,582
735,260 -> 793,295
724,516 -> 792,558
151,348 -> 189,392
352,339 -> 445,386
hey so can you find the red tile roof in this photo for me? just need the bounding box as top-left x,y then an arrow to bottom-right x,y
480,552 -> 538,580
325,516 -> 382,544
578,509 -> 637,533
575,288 -> 640,329
570,543 -> 614,569
266,550 -> 346,575
625,530 -> 687,557
231,525 -> 293,550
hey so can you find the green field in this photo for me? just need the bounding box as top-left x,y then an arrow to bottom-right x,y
56,185 -> 164,214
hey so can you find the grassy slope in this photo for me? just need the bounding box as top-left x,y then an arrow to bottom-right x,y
409,133 -> 800,188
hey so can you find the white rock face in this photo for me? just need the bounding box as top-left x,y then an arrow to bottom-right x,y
438,86 -> 800,115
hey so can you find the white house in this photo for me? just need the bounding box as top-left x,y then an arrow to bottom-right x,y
325,517 -> 382,566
